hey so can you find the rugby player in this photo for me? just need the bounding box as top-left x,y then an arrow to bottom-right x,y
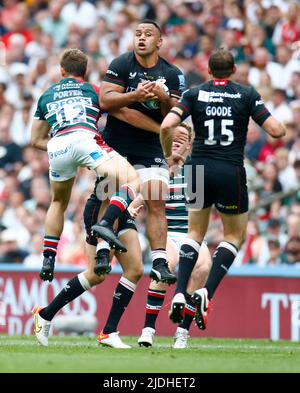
31,48 -> 140,282
160,48 -> 286,327
138,123 -> 212,349
99,19 -> 186,284
31,55 -> 169,347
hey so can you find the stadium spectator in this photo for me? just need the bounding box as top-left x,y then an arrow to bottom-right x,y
0,0 -> 299,270
0,228 -> 29,263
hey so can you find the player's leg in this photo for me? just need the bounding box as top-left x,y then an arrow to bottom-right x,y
33,196 -> 106,346
139,166 -> 176,284
138,238 -> 178,347
41,177 -> 75,282
193,163 -> 248,329
91,153 -> 140,252
98,227 -> 143,349
169,207 -> 211,324
193,212 -> 248,329
173,243 -> 212,348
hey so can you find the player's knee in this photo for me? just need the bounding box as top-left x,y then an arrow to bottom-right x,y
124,264 -> 144,283
147,199 -> 165,214
167,259 -> 177,274
188,229 -> 204,244
85,272 -> 105,287
127,171 -> 140,194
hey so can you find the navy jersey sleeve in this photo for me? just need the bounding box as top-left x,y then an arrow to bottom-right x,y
103,56 -> 126,87
174,88 -> 194,120
249,87 -> 271,126
166,66 -> 186,99
33,96 -> 45,120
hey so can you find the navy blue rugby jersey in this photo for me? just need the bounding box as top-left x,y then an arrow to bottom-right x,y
102,52 -> 185,157
175,79 -> 271,166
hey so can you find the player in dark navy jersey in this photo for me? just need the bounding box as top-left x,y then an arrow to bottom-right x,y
99,19 -> 186,284
160,48 -> 286,326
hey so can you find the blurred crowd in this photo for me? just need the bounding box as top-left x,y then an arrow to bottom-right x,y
1,0 -> 300,268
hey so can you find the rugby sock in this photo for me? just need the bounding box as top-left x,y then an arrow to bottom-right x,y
101,185 -> 135,227
205,241 -> 238,299
151,249 -> 167,267
175,239 -> 201,295
39,273 -> 91,321
43,235 -> 60,258
144,289 -> 166,329
179,294 -> 196,331
103,276 -> 136,334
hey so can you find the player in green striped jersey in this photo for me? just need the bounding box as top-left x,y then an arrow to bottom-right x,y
31,48 -> 140,282
138,123 -> 212,349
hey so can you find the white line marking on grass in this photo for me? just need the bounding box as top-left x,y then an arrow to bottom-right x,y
0,340 -> 299,352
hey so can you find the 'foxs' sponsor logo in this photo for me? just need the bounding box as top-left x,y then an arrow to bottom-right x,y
46,97 -> 92,111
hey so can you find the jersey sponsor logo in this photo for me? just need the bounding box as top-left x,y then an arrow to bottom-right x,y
178,74 -> 185,91
198,90 -> 242,103
255,99 -> 264,106
46,97 -> 92,111
48,145 -> 70,159
61,81 -> 82,90
198,90 -> 210,102
50,171 -> 60,178
90,151 -> 104,161
106,69 -> 118,77
129,72 -> 137,79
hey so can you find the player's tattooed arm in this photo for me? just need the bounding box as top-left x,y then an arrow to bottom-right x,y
100,81 -> 156,112
31,119 -> 50,151
152,83 -> 177,117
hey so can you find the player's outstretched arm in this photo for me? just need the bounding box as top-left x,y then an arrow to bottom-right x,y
100,81 -> 156,112
31,119 -> 50,151
261,116 -> 286,139
160,108 -> 183,159
111,107 -> 160,134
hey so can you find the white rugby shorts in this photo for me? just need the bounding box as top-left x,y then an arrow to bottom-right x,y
137,167 -> 169,185
47,131 -> 116,181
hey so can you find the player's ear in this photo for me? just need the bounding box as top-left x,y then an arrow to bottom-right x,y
208,67 -> 212,75
232,65 -> 237,75
61,67 -> 66,77
157,37 -> 163,50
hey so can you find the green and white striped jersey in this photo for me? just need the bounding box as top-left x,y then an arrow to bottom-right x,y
166,167 -> 188,234
34,78 -> 100,137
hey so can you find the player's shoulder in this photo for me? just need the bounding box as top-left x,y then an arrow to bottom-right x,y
39,82 -> 59,101
230,80 -> 253,93
159,56 -> 183,74
115,51 -> 135,65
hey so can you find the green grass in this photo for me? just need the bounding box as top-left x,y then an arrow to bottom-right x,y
0,335 -> 300,373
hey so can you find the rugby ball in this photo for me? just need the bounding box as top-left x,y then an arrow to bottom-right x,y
143,81 -> 169,110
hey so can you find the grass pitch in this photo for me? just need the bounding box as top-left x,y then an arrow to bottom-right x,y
0,335 -> 299,373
